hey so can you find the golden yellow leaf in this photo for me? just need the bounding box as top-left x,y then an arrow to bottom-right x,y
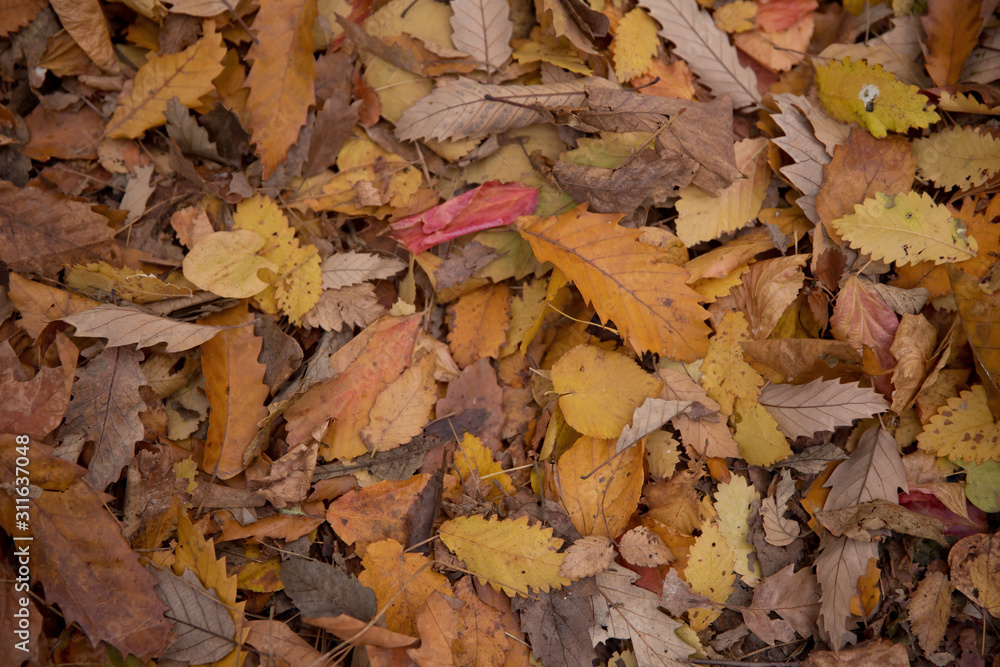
244,0 -> 317,178
439,515 -> 570,596
917,385 -> 1000,464
232,194 -> 322,324
701,311 -> 764,416
713,0 -> 756,33
105,23 -> 226,138
447,283 -> 511,368
816,57 -> 940,138
65,262 -> 192,304
182,230 -> 278,298
714,475 -> 762,586
550,344 -> 662,439
454,433 -> 515,501
556,435 -> 644,538
360,354 -> 437,452
832,191 -> 978,267
913,126 -> 1000,191
683,522 -> 737,631
515,206 -> 710,360
358,539 -> 453,636
734,397 -> 793,466
612,8 -> 660,81
675,137 -> 770,246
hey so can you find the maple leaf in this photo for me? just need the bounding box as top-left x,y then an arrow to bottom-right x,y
438,515 -> 570,596
515,206 -> 710,360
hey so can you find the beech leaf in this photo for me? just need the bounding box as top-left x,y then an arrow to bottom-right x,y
61,304 -> 225,353
758,377 -> 888,439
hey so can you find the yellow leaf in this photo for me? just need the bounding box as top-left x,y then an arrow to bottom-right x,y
551,344 -> 663,439
358,539 -> 453,636
714,0 -> 757,33
917,385 -> 1000,464
816,57 -> 940,138
645,430 -> 681,477
701,311 -> 763,416
714,475 -> 762,586
913,126 -> 1000,190
360,354 -> 437,452
438,515 -> 570,596
105,23 -> 226,138
515,205 -> 710,360
232,194 -> 322,324
612,9 -> 660,81
832,191 -> 978,266
502,276 -> 547,356
734,397 -> 793,466
556,435 -> 644,538
174,512 -> 248,666
683,522 -> 737,631
244,0 -> 317,178
513,34 -> 593,74
306,134 -> 424,217
675,137 -> 770,246
447,283 -> 511,368
453,433 -> 515,501
65,262 -> 192,304
182,230 -> 278,298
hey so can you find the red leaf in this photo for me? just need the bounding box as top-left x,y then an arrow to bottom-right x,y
899,490 -> 988,538
390,181 -> 537,255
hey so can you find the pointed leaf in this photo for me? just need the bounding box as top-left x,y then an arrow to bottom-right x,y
61,304 -> 224,353
759,377 -> 888,438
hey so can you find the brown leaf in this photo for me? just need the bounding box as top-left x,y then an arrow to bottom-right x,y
907,569 -> 953,654
758,377 -> 888,439
62,304 -> 225,353
816,498 -> 947,544
447,283 -> 511,368
824,427 -> 907,511
559,535 -> 615,578
151,567 -> 236,664
453,577 -> 510,667
407,592 -> 460,666
618,526 -> 674,567
450,0 -> 514,70
815,535 -> 879,649
0,182 -> 115,277
743,564 -> 819,645
948,532 -> 1000,618
60,346 -> 147,490
244,620 -> 333,667
280,557 -> 377,621
513,578 -> 597,667
49,0 -> 119,73
922,0 -> 984,87
731,255 -> 808,339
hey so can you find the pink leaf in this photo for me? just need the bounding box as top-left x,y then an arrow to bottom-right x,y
390,181 -> 538,255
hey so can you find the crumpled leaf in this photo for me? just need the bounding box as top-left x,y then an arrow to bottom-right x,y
742,565 -> 819,645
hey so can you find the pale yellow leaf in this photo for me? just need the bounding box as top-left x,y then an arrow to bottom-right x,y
684,522 -> 737,631
913,126 -> 1000,190
559,535 -> 615,578
182,230 -> 277,299
714,475 -> 761,586
917,385 -> 1000,464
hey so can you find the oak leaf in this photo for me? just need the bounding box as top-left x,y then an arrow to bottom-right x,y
516,206 -> 710,360
105,23 -> 226,138
244,0 -> 317,177
199,303 -> 270,479
439,515 -> 570,596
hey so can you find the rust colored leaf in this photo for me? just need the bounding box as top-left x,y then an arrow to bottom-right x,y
922,0 -> 984,87
283,315 -> 422,458
0,183 -> 115,277
9,481 -> 172,659
516,206 -> 710,360
447,283 -> 511,368
358,539 -> 453,636
326,475 -> 431,554
199,302 -> 270,479
245,0 -> 317,177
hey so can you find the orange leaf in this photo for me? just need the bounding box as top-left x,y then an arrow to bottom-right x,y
326,475 -> 431,554
245,0 -> 318,177
515,205 -> 709,360
283,315 -> 422,459
922,0 -> 984,87
358,539 -> 453,636
556,435 -> 644,538
105,23 -> 226,138
447,283 -> 511,368
199,302 -> 270,479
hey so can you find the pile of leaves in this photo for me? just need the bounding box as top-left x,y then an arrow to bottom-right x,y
2,0 -> 1000,665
